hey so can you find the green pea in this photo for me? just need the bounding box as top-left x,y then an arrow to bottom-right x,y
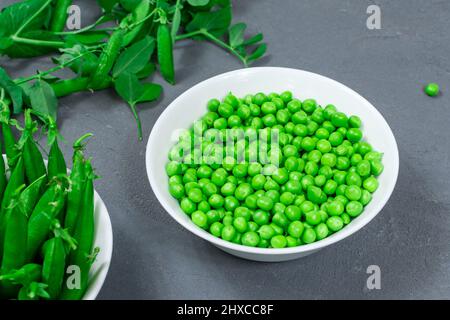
327,200 -> 344,216
331,112 -> 348,128
348,115 -> 362,128
273,202 -> 286,215
307,186 -> 326,204
333,171 -> 347,185
241,231 -> 260,247
245,194 -> 258,209
221,225 -> 236,241
224,196 -> 239,212
199,201 -> 211,213
300,200 -> 315,214
302,228 -> 316,244
258,225 -> 275,240
305,211 -> 321,226
370,160 -> 384,176
287,99 -> 301,113
169,183 -> 184,199
323,180 -> 338,195
326,216 -> 344,232
180,197 -> 196,215
346,172 -> 362,187
360,190 -> 372,206
209,194 -> 224,208
253,209 -> 270,225
233,217 -> 248,233
288,221 -> 304,238
424,83 -> 440,97
357,142 -> 372,156
271,235 -> 287,248
192,211 -> 208,229
207,98 -> 220,112
341,213 -> 351,225
256,196 -> 274,211
210,222 -> 224,237
280,192 -> 295,205
272,168 -> 289,185
302,99 -> 317,114
315,223 -> 329,240
270,223 -> 284,235
346,201 -> 363,217
346,128 -> 362,143
235,183 -> 253,201
363,176 -> 379,193
321,153 -> 337,167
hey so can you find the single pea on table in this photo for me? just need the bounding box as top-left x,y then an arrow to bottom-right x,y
166,91 -> 384,249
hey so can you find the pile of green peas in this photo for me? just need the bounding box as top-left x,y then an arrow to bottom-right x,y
166,91 -> 384,248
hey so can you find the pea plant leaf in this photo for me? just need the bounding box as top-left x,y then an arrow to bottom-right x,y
188,0 -> 210,6
27,79 -> 58,120
246,43 -> 267,64
0,0 -> 51,38
186,5 -> 232,37
96,0 -> 119,12
112,36 -> 155,78
2,30 -> 61,58
229,23 -> 246,48
122,0 -> 151,47
135,63 -> 156,79
0,67 -> 23,114
137,83 -> 162,103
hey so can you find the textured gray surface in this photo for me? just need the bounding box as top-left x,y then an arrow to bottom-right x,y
1,0 -> 450,299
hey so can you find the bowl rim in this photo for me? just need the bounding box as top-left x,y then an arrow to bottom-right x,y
146,67 -> 399,256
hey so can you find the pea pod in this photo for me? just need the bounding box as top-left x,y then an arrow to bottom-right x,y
51,77 -> 112,97
60,161 -> 96,300
0,156 -> 24,213
18,282 -> 50,300
0,264 -> 42,286
18,174 -> 46,218
89,28 -> 125,89
21,110 -> 47,185
47,117 -> 66,180
0,102 -> 19,169
42,237 -> 66,299
50,0 -> 73,32
27,179 -> 68,261
0,141 -> 7,201
64,134 -> 92,234
0,190 -> 27,298
157,24 -> 175,84
122,0 -> 151,47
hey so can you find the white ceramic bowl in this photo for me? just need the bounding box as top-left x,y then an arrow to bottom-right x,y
146,67 -> 399,262
3,156 -> 113,299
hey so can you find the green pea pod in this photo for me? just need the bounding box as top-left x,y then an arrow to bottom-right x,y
27,180 -> 67,261
18,282 -> 50,300
50,0 -> 73,32
64,134 -> 92,234
0,103 -> 19,169
18,174 -> 46,218
47,118 -> 67,180
0,143 -> 7,201
21,110 -> 47,185
157,24 -> 175,85
89,29 -> 125,89
42,237 -> 66,299
60,161 -> 95,300
122,0 -> 151,47
0,264 -> 42,286
0,191 -> 27,298
1,156 -> 24,213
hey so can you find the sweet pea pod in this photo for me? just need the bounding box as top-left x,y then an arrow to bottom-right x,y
42,237 -> 66,299
47,118 -> 66,180
0,103 -> 19,169
21,110 -> 47,185
0,264 -> 42,286
27,180 -> 67,261
50,0 -> 73,32
18,174 -> 46,218
157,24 -> 175,84
64,134 -> 92,234
0,190 -> 27,298
18,282 -> 50,300
89,29 -> 125,89
0,141 -> 6,201
60,161 -> 96,300
1,157 -> 24,213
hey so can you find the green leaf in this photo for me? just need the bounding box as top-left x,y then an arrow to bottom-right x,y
0,0 -> 52,38
27,79 -> 58,120
186,5 -> 232,37
54,44 -> 99,77
246,43 -> 267,64
96,0 -> 119,12
0,67 -> 23,114
229,23 -> 246,48
113,36 -> 155,78
136,63 -> 156,79
113,72 -> 144,106
137,83 -> 162,103
242,33 -> 263,47
188,0 -> 210,6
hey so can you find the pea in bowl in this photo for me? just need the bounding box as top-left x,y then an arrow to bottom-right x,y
146,67 -> 399,262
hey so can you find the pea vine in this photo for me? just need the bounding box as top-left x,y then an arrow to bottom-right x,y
0,0 -> 267,140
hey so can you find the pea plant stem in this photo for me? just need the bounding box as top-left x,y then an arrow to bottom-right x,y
10,36 -> 65,49
175,29 -> 248,66
52,15 -> 113,35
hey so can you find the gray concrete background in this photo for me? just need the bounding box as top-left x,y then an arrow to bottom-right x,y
1,0 -> 450,299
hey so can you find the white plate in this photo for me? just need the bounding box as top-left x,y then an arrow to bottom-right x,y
146,67 -> 399,262
2,155 -> 113,299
